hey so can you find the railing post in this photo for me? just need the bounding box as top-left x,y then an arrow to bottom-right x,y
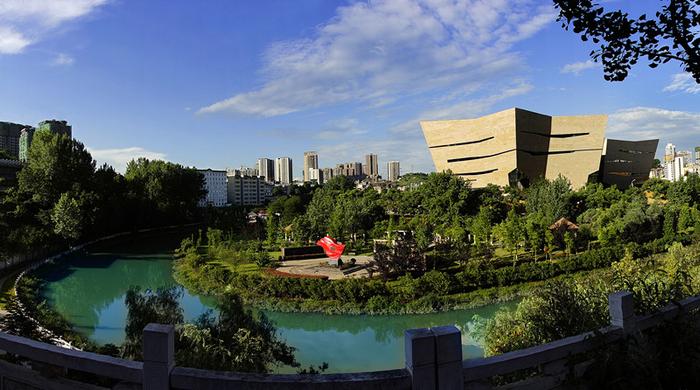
143,323 -> 174,390
405,328 -> 436,390
609,291 -> 636,334
432,326 -> 464,390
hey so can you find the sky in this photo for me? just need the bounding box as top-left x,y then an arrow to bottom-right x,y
0,0 -> 699,178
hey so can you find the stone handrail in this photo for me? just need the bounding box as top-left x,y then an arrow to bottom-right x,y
0,290 -> 698,389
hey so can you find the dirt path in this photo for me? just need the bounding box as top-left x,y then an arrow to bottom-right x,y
277,255 -> 373,280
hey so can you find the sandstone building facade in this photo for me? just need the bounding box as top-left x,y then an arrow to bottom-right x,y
421,108 -> 656,189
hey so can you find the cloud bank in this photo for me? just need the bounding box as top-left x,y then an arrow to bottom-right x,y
0,0 -> 108,54
199,0 -> 555,117
89,147 -> 167,173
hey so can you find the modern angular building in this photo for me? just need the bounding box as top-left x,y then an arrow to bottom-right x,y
421,108 -> 657,189
600,139 -> 659,188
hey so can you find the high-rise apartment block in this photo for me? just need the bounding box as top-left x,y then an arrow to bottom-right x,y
227,173 -> 273,206
666,156 -> 685,182
256,158 -> 275,182
19,127 -> 35,162
198,169 -> 228,207
275,157 -> 293,185
303,151 -> 319,182
665,143 -> 676,164
308,168 -> 322,184
0,121 -> 26,158
695,147 -> 700,163
365,153 -> 379,178
37,120 -> 72,138
421,108 -> 658,189
334,162 -> 363,178
322,167 -> 334,182
387,161 -> 401,181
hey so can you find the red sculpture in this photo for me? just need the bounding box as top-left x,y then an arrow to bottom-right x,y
316,235 -> 346,261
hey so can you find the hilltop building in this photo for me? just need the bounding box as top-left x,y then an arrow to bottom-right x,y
37,120 -> 72,138
303,151 -> 318,182
198,169 -> 227,207
421,108 -> 658,189
387,161 -> 401,182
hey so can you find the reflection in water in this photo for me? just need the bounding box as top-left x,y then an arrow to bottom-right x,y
37,230 -> 514,373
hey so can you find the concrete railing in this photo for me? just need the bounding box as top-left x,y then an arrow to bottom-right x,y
0,291 -> 698,389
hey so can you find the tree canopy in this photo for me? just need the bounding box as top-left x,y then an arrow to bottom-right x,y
554,0 -> 700,83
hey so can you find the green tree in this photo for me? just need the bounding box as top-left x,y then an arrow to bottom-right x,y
51,193 -> 83,242
525,176 -> 572,224
493,209 -> 525,264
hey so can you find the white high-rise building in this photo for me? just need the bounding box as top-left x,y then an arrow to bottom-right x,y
256,158 -> 275,182
387,161 -> 400,181
308,167 -> 322,184
198,169 -> 228,207
666,156 -> 685,182
275,157 -> 293,185
665,143 -> 677,163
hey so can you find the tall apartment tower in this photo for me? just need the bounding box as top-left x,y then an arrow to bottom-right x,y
303,151 -> 319,182
37,120 -> 72,138
322,167 -> 334,182
387,161 -> 401,181
365,153 -> 379,178
665,143 -> 676,164
275,157 -> 293,185
0,121 -> 26,158
256,158 -> 275,182
667,156 -> 685,182
18,127 -> 35,162
695,146 -> 700,163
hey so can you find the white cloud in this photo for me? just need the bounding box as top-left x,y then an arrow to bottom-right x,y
609,107 -> 700,155
89,147 -> 167,173
0,0 -> 108,54
0,26 -> 30,54
560,60 -> 598,75
52,53 -> 74,66
199,0 -> 554,117
663,73 -> 700,94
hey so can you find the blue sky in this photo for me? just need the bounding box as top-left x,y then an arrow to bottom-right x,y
1,0 -> 699,177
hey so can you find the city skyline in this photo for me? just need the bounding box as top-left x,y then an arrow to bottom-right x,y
0,1 -> 697,174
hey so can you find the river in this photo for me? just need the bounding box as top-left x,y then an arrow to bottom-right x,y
34,230 -> 514,373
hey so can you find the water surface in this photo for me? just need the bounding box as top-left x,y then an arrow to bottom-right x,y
36,231 -> 513,373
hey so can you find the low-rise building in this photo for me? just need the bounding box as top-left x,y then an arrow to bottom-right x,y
198,169 -> 228,207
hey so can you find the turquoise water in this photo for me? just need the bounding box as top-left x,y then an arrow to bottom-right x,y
36,232 -> 513,373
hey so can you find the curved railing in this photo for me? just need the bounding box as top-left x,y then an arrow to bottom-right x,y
0,291 -> 698,389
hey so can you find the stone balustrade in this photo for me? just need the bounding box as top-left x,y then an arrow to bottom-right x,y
0,291 -> 697,389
